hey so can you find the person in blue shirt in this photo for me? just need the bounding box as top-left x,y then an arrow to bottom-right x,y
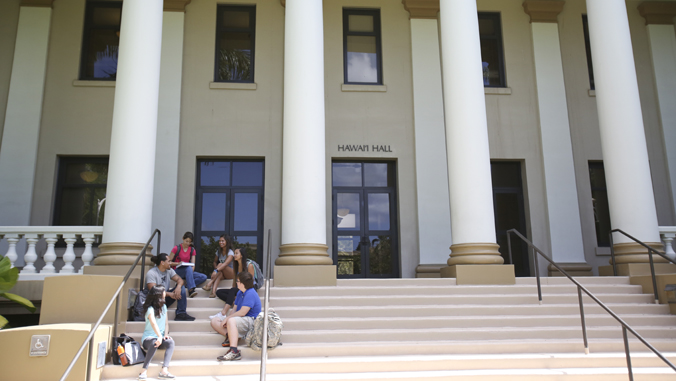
212,271 -> 261,361
140,285 -> 175,380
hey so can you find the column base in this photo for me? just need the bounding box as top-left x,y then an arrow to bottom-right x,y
448,243 -> 504,265
440,264 -> 515,285
93,242 -> 153,266
275,243 -> 333,265
415,264 -> 446,278
273,265 -> 337,287
611,242 -> 667,264
548,263 -> 593,277
599,263 -> 676,276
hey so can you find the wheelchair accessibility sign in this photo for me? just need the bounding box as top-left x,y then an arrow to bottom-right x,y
30,335 -> 50,356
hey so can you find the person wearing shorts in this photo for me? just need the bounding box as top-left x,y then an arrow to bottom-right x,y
210,271 -> 261,361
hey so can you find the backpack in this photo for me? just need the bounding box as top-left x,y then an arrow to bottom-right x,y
173,244 -> 195,263
129,288 -> 149,322
245,308 -> 283,351
246,259 -> 264,291
112,334 -> 146,366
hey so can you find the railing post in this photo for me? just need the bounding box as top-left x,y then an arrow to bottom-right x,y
4,234 -> 20,268
81,233 -> 96,273
533,246 -> 542,304
623,326 -> 634,381
114,294 -> 120,338
506,232 -> 513,265
42,233 -> 58,273
648,249 -> 659,304
62,233 -> 77,273
577,287 -> 589,354
21,234 -> 39,273
609,231 -> 617,276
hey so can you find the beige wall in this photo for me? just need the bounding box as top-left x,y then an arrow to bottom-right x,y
0,0 -> 21,147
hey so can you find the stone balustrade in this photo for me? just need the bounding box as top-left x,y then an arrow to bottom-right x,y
0,226 -> 104,279
659,226 -> 676,261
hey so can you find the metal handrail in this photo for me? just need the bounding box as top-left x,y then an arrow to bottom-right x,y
60,229 -> 161,381
506,229 -> 676,380
259,229 -> 272,381
609,229 -> 676,304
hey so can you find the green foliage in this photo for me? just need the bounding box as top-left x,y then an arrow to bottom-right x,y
0,256 -> 36,329
218,48 -> 251,82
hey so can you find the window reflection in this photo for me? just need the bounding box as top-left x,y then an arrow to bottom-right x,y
81,3 -> 122,80
232,161 -> 263,186
368,235 -> 391,275
333,163 -> 362,187
364,163 -> 388,187
234,193 -> 258,231
337,193 -> 360,230
201,162 -> 230,187
201,193 -> 226,231
338,235 -> 361,275
368,193 -> 390,231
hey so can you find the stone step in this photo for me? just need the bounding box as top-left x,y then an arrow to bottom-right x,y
100,351 -> 676,380
124,314 -> 676,333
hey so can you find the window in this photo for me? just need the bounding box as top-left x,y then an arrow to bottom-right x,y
343,9 -> 383,85
479,12 -> 506,88
582,15 -> 595,90
80,1 -> 122,80
589,161 -> 611,247
53,157 -> 109,226
215,6 -> 256,82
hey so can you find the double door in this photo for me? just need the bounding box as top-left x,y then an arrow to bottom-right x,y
332,162 -> 399,278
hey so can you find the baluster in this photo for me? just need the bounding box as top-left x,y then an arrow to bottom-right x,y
41,233 -> 58,273
21,234 -> 39,273
661,232 -> 676,261
62,234 -> 77,273
4,234 -> 20,268
80,233 -> 96,273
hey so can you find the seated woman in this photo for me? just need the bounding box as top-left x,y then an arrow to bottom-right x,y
139,285 -> 176,379
169,231 -> 207,298
201,234 -> 235,298
209,248 -> 257,331
211,271 -> 261,361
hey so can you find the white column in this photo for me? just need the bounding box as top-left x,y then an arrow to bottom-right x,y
529,17 -> 586,265
97,0 -> 163,265
645,23 -> 676,218
0,5 -> 51,226
276,0 -> 332,266
151,10 -> 185,253
410,18 -> 453,267
586,0 -> 662,261
439,0 -> 502,265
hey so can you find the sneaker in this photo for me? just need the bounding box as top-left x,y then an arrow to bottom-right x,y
189,288 -> 198,298
217,349 -> 241,361
209,311 -> 225,320
138,374 -> 147,380
175,313 -> 196,321
221,337 -> 229,347
158,372 -> 176,379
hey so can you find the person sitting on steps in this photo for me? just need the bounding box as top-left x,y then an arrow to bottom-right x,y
209,248 -> 256,325
139,285 -> 175,380
201,234 -> 235,298
169,231 -> 207,298
211,271 -> 261,361
146,253 -> 196,321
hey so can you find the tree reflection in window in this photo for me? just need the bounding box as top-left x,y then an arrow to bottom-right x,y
215,6 -> 255,83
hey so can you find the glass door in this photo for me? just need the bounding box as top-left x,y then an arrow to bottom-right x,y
194,160 -> 264,272
332,162 -> 399,278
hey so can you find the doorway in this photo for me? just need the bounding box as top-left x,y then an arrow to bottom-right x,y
332,161 -> 399,278
491,161 -> 529,277
194,160 -> 264,273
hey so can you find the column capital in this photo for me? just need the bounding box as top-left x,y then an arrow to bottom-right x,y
20,0 -> 53,7
164,0 -> 191,12
522,0 -> 564,23
402,0 -> 439,19
638,2 -> 676,25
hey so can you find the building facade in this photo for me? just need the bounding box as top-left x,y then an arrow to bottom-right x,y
1,0 -> 675,282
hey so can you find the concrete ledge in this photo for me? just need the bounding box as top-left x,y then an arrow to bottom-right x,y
548,263 -> 593,277
341,84 -> 387,92
209,82 -> 257,90
630,273 -> 676,305
599,263 -> 676,277
415,264 -> 445,278
72,79 -> 115,87
440,264 -> 515,285
274,265 -> 337,287
484,87 -> 512,95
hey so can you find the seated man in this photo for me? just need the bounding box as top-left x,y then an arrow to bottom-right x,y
211,271 -> 261,361
146,253 -> 196,321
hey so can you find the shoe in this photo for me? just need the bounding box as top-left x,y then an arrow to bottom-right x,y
221,337 -> 229,347
175,313 -> 196,321
209,312 -> 224,320
202,285 -> 212,292
189,288 -> 198,298
158,372 -> 176,379
209,294 -> 216,298
138,374 -> 147,380
217,349 -> 241,361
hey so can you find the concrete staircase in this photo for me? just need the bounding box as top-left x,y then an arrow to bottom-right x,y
101,277 -> 676,380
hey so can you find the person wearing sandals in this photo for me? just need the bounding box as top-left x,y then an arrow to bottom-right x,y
209,248 -> 256,324
169,232 -> 207,298
201,234 -> 235,298
211,271 -> 261,361
139,285 -> 176,380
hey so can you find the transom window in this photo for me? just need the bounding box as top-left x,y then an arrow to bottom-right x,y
215,5 -> 256,83
479,12 -> 506,88
53,157 -> 109,226
80,1 -> 122,80
342,9 -> 383,85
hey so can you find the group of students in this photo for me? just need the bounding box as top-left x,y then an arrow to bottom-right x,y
138,232 -> 262,379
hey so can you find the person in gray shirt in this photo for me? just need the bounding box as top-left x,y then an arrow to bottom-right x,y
146,253 -> 195,321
